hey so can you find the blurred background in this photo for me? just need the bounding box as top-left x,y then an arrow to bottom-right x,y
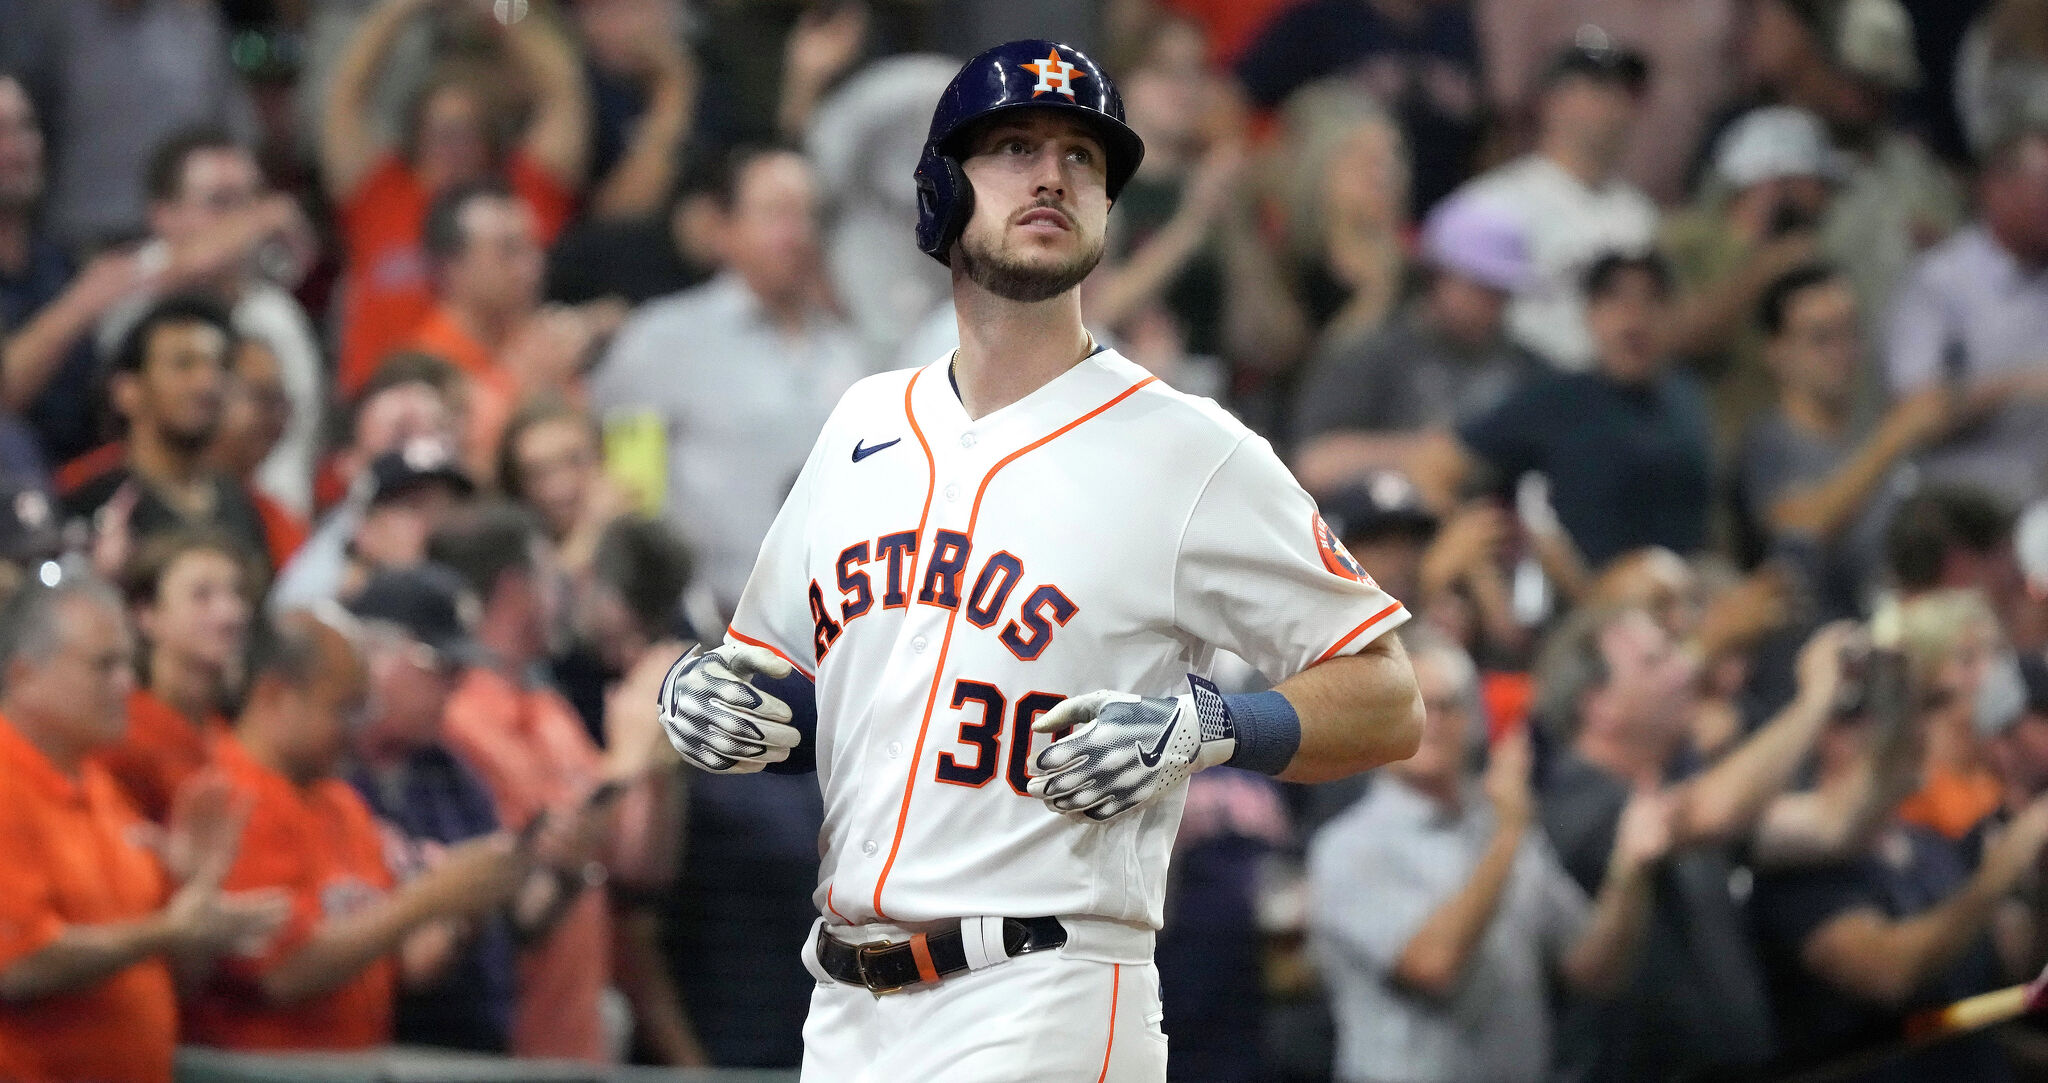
1,0 -> 2048,1082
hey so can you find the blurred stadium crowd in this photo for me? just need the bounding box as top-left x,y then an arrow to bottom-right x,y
1,0 -> 2048,1082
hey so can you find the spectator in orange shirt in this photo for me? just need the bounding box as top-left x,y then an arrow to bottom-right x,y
431,504 -> 677,1061
321,0 -> 590,394
184,611 -> 530,1053
409,180 -> 617,483
0,575 -> 286,1083
96,530 -> 256,823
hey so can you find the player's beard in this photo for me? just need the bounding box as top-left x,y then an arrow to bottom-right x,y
957,213 -> 1104,303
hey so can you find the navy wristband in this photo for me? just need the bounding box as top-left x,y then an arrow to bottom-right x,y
1222,690 -> 1301,776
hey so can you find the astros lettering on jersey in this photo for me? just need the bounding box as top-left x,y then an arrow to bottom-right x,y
725,349 -> 1410,940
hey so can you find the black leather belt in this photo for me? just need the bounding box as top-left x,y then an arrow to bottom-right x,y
817,916 -> 1067,994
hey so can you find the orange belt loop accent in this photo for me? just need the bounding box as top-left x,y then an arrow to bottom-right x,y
909,932 -> 940,984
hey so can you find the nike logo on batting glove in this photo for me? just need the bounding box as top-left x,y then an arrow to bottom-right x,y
1028,675 -> 1237,822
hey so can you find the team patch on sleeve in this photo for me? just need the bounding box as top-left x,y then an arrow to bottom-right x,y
1312,511 -> 1377,587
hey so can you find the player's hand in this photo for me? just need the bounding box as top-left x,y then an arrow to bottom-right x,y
1027,677 -> 1235,823
657,643 -> 799,773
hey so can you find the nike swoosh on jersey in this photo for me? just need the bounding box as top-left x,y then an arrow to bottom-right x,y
1135,720 -> 1176,768
851,438 -> 901,462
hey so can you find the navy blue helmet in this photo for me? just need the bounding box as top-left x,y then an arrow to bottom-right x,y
914,40 -> 1145,265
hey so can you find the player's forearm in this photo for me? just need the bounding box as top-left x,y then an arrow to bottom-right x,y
1272,637 -> 1422,783
0,915 -> 181,1002
1392,819 -> 1525,998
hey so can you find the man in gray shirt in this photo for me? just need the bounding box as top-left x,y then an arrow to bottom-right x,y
590,148 -> 867,612
1884,122 -> 2048,506
1308,633 -> 1668,1083
1293,190 -> 1544,496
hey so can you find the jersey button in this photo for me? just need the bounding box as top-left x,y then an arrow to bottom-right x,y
943,483 -> 961,502
959,432 -> 977,449
888,741 -> 903,758
862,840 -> 878,856
911,635 -> 928,652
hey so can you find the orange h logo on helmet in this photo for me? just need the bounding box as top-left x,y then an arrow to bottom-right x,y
1023,47 -> 1084,99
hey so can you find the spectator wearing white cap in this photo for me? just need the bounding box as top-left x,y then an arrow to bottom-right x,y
1660,105 -> 1842,449
1293,191 -> 1546,496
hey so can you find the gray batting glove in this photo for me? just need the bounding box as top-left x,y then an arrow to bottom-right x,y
657,643 -> 799,773
1027,676 -> 1235,822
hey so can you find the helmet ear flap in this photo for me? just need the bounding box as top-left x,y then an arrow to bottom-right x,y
914,152 -> 973,266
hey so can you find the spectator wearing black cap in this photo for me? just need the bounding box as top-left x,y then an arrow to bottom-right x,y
1294,190 -> 1544,496
1455,36 -> 1657,371
1425,252 -> 1713,572
346,563 -> 518,1054
270,436 -> 475,613
62,293 -> 274,581
1477,5 -> 1739,206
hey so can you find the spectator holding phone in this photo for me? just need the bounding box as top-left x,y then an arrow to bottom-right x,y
1308,631 -> 1670,1083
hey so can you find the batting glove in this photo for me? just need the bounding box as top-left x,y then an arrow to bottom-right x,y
657,644 -> 800,773
1027,676 -> 1236,822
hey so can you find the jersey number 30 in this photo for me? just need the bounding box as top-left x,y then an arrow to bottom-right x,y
933,681 -> 1066,794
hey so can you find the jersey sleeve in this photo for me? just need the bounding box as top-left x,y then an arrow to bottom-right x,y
725,415 -> 832,680
1173,434 -> 1410,682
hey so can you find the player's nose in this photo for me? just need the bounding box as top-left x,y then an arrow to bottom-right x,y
1028,144 -> 1068,198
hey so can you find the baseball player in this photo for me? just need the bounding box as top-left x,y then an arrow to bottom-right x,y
658,39 -> 1424,1082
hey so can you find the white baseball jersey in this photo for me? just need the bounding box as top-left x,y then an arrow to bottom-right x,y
726,348 -> 1409,943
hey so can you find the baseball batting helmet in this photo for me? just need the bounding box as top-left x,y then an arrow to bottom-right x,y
914,40 -> 1145,265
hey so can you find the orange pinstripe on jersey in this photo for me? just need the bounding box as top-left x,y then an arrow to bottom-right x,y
872,375 -> 1158,921
1094,963 -> 1122,1083
727,627 -> 817,682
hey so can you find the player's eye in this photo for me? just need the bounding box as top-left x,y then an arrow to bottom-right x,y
1067,146 -> 1095,165
1003,138 -> 1030,155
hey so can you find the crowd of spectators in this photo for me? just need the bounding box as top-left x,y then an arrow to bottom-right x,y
0,1 -> 2047,1082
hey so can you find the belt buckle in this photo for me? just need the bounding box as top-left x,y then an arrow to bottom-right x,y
856,939 -> 908,995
